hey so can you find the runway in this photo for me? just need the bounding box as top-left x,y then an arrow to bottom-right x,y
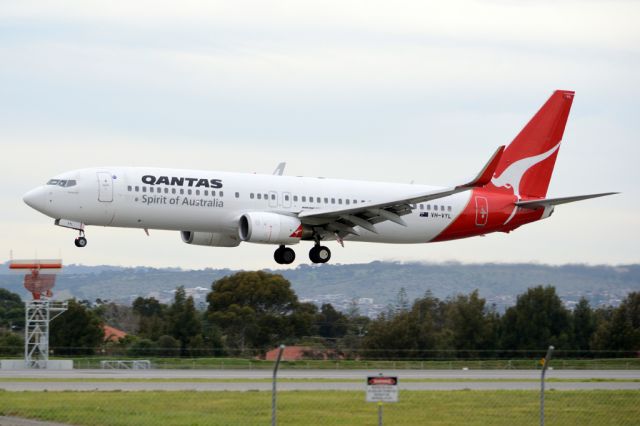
0,369 -> 638,392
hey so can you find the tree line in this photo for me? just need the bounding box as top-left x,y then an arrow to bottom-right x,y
0,272 -> 638,358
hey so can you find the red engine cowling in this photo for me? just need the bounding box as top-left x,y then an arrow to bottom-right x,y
238,212 -> 304,245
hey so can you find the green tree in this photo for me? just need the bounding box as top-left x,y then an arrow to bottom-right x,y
93,302 -> 137,333
0,331 -> 23,356
444,290 -> 498,356
156,335 -> 181,357
167,287 -> 202,356
127,338 -> 155,357
591,292 -> 640,352
316,304 -> 348,339
0,288 -> 25,331
500,286 -> 570,351
571,297 -> 596,351
132,297 -> 167,340
207,271 -> 299,353
50,299 -> 104,355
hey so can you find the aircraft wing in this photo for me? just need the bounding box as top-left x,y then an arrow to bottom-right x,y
297,146 -> 504,236
515,192 -> 619,209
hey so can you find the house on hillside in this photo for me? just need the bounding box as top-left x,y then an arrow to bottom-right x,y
103,325 -> 127,343
264,346 -> 339,361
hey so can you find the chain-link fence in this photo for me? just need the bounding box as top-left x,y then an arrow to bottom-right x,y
0,352 -> 638,425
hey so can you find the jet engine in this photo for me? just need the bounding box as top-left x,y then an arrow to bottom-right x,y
180,231 -> 240,247
238,212 -> 307,244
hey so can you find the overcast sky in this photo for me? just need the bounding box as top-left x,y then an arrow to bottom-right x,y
1,1 -> 638,270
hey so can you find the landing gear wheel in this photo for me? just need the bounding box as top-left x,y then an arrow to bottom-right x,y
309,245 -> 331,264
274,246 -> 295,264
74,236 -> 87,248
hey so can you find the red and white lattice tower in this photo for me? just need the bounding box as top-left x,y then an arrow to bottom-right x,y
9,259 -> 67,369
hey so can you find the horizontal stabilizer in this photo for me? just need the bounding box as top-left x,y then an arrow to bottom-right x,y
515,192 -> 619,209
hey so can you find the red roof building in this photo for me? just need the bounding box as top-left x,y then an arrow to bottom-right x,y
103,325 -> 127,342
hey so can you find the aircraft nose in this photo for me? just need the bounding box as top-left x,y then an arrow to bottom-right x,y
23,187 -> 47,212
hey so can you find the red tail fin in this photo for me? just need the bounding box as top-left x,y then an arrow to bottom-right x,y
491,90 -> 575,199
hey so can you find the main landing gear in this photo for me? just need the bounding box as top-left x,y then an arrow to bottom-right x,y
274,245 -> 296,264
74,231 -> 87,248
273,244 -> 332,264
309,244 -> 331,264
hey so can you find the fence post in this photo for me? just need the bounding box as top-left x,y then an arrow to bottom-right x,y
540,345 -> 554,426
272,344 -> 285,426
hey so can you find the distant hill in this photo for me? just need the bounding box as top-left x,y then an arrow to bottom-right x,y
1,261 -> 638,312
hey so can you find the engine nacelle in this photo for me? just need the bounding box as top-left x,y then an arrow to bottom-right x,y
238,212 -> 304,245
180,231 -> 240,247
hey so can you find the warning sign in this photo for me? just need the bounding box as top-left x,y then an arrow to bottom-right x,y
366,376 -> 399,402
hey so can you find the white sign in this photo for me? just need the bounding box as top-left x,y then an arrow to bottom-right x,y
366,376 -> 399,403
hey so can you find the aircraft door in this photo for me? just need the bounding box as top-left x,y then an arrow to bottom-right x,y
475,196 -> 488,226
268,191 -> 278,208
97,172 -> 114,202
282,192 -> 292,208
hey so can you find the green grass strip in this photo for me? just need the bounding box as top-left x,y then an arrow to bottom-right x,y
0,390 -> 637,425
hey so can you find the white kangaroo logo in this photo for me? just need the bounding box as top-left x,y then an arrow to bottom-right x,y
491,142 -> 561,224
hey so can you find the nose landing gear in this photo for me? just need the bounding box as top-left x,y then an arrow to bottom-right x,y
74,231 -> 87,248
274,245 -> 295,264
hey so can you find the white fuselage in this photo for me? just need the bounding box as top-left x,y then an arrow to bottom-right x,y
24,167 -> 470,245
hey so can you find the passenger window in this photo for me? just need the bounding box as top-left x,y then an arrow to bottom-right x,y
353,200 -> 357,204
441,205 -> 444,211
135,186 -> 139,192
172,188 -> 176,194
127,185 -> 132,192
324,197 -> 329,204
204,190 -> 209,196
338,199 -> 342,204
164,188 -> 169,194
271,194 -> 276,200
142,187 -> 147,193
427,205 -> 431,210
196,190 -> 200,196
293,195 -> 298,202
420,204 -> 424,210
302,196 -> 306,202
250,193 -> 255,199
257,193 -> 262,200
346,199 -> 350,205
180,189 -> 184,195
220,191 -> 224,197
188,189 -> 192,195
284,195 -> 289,201
150,187 -> 154,193
235,192 -> 240,198
448,206 -> 452,212
211,190 -> 216,196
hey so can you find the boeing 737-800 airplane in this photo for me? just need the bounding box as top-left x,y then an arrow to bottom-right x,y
23,90 -> 616,264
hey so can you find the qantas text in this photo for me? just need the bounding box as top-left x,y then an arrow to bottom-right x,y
141,175 -> 223,188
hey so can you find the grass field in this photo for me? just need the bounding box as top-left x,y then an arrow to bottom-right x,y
0,390 -> 638,425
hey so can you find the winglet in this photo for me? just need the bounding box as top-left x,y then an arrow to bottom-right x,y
457,145 -> 505,189
273,162 -> 286,176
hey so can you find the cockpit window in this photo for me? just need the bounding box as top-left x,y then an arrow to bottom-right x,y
46,179 -> 77,187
